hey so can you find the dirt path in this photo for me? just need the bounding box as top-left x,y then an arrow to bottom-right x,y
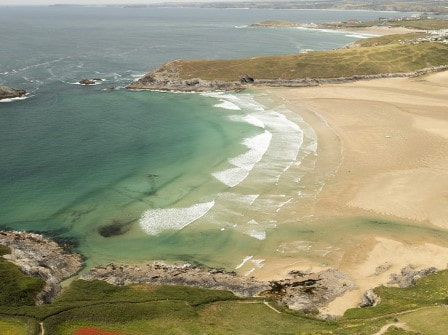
373,322 -> 409,335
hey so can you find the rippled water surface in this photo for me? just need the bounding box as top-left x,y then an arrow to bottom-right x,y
0,6 -> 413,268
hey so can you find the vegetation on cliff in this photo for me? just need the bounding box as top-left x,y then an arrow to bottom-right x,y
130,32 -> 448,91
253,18 -> 448,31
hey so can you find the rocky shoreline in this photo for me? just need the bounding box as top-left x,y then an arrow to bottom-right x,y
127,64 -> 448,92
0,85 -> 26,101
81,263 -> 357,312
0,231 -> 83,304
0,231 -> 442,315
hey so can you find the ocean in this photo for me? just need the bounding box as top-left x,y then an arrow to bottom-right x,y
0,6 -> 412,270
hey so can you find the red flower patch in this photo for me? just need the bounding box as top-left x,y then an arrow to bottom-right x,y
74,327 -> 123,335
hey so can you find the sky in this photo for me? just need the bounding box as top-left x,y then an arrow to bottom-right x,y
0,0 -> 251,5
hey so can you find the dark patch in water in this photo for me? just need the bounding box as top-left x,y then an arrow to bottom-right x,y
98,218 -> 136,238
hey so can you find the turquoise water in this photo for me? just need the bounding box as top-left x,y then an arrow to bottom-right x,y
0,7 -> 415,268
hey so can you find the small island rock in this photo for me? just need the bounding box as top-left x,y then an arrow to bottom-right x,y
0,84 -> 26,100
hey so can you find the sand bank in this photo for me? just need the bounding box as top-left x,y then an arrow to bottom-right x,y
343,26 -> 423,36
252,70 -> 448,314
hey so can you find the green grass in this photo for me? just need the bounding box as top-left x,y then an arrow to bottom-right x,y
353,33 -> 429,47
383,327 -> 420,335
344,270 -> 448,319
399,307 -> 448,335
0,317 -> 28,335
388,19 -> 448,30
0,244 -> 44,307
0,316 -> 39,335
164,42 -> 448,82
0,244 -> 11,256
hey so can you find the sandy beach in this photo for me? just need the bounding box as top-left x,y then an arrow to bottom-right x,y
343,26 -> 423,36
253,70 -> 448,314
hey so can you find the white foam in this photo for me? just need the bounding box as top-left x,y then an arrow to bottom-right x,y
242,114 -> 265,128
248,230 -> 266,240
235,256 -> 253,269
212,167 -> 250,188
345,33 -> 376,39
251,259 -> 265,268
0,95 -> 30,103
214,100 -> 241,110
213,130 -> 272,187
139,201 -> 215,235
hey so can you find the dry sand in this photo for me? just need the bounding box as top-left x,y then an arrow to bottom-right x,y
343,26 -> 423,36
255,71 -> 448,314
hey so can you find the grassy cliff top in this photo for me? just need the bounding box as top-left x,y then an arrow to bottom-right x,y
253,18 -> 448,30
159,41 -> 448,82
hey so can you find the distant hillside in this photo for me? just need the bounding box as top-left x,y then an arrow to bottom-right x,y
147,1 -> 448,14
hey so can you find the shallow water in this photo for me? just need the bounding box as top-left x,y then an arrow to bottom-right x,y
0,6 -> 424,269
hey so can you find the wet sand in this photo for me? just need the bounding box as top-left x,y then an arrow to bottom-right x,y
252,71 -> 448,314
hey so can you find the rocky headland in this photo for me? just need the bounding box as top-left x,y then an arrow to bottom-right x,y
127,64 -> 448,92
0,85 -> 26,101
0,231 -> 83,304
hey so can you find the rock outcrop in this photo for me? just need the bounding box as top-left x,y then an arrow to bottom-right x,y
359,289 -> 381,307
127,64 -> 448,92
0,231 -> 83,304
79,79 -> 103,85
82,263 -> 356,311
0,85 -> 26,100
388,265 -> 438,288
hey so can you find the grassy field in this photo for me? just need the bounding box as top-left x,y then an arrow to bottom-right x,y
387,19 -> 448,30
166,41 -> 448,82
0,317 -> 29,335
352,33 -> 429,47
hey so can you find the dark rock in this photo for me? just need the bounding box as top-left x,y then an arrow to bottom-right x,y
0,85 -> 26,100
240,74 -> 255,84
79,79 -> 96,85
359,289 -> 381,307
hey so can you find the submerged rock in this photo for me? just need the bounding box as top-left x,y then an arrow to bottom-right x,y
0,84 -> 26,100
0,231 -> 83,304
79,78 -> 104,85
79,79 -> 96,85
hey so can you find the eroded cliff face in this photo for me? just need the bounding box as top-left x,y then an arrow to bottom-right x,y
0,231 -> 83,304
0,85 -> 26,100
